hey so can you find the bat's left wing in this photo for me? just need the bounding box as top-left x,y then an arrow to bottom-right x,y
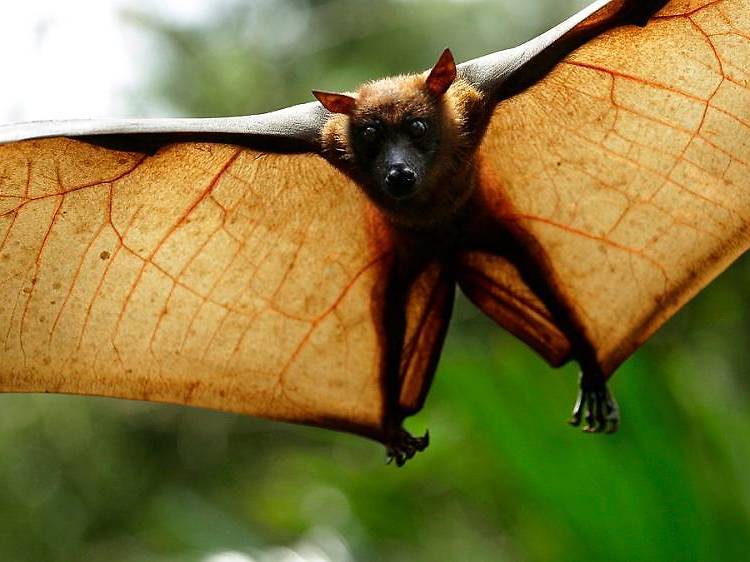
460,0 -> 750,377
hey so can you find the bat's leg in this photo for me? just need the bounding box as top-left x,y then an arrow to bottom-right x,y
380,253 -> 432,467
569,368 -> 619,434
464,206 -> 622,435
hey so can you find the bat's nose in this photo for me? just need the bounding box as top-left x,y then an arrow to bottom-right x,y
384,164 -> 417,199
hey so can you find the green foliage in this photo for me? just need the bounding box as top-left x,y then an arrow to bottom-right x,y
2,1 -> 749,560
127,0 -> 582,117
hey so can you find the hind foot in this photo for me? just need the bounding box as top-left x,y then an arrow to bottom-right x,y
568,372 -> 620,434
385,427 -> 430,467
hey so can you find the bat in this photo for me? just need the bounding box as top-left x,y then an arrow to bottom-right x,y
0,0 -> 748,466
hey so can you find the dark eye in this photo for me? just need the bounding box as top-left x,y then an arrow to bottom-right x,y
408,119 -> 428,139
361,125 -> 380,143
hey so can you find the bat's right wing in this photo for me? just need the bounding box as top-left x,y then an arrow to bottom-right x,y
0,134 -> 452,448
0,102 -> 328,153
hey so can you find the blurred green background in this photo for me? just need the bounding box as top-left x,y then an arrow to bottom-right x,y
1,1 -> 749,560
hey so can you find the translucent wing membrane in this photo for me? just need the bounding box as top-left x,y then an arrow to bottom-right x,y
0,139 -> 408,438
474,0 -> 750,375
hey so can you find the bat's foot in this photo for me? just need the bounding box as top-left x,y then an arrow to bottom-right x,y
568,372 -> 620,434
385,427 -> 429,467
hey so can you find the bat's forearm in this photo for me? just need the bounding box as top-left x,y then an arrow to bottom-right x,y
0,103 -> 328,154
458,0 -> 667,102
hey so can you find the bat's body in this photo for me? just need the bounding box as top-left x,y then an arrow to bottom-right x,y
0,0 -> 748,465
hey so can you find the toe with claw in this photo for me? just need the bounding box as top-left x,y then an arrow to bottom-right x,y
569,373 -> 620,434
385,428 -> 430,467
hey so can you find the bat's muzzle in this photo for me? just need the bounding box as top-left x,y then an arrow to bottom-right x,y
384,164 -> 418,199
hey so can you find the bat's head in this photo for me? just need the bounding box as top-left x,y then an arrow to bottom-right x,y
315,49 -> 484,229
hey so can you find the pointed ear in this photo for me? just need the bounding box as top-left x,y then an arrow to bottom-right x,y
426,48 -> 457,96
312,90 -> 357,115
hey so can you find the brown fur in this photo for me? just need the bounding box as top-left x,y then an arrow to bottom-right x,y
320,72 -> 485,232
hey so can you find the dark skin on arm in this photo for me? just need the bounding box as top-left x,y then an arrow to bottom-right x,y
1,0 -> 748,466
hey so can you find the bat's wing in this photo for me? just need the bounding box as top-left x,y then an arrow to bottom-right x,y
462,0 -> 750,376
458,0 -> 669,101
0,102 -> 328,153
0,135 -> 452,445
456,251 -> 573,367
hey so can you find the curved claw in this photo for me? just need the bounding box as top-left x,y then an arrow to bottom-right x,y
569,379 -> 620,434
385,428 -> 430,467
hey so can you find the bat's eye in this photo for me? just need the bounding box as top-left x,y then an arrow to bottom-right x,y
361,125 -> 380,143
408,119 -> 428,139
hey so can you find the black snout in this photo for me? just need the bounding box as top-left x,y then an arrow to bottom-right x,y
384,164 -> 417,199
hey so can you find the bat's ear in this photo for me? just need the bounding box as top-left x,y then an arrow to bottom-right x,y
426,48 -> 457,96
312,90 -> 357,115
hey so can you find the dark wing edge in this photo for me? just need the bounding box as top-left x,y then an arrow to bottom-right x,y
0,101 -> 328,154
458,0 -> 669,102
